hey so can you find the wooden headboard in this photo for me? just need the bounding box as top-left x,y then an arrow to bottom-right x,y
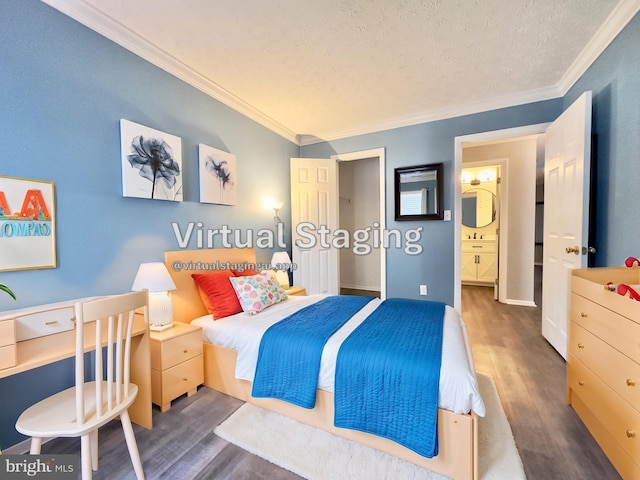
164,248 -> 257,323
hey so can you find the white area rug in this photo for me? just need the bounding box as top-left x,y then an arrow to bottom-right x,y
215,373 -> 526,479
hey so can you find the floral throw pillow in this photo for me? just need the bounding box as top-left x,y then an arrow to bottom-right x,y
229,273 -> 288,315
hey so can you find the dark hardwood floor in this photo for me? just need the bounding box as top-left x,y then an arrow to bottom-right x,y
36,276 -> 621,479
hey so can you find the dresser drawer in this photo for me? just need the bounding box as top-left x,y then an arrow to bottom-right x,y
570,322 -> 640,406
151,329 -> 202,370
571,293 -> 640,364
568,355 -> 640,461
152,355 -> 204,406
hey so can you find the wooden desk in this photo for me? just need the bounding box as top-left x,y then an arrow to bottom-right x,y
0,301 -> 152,430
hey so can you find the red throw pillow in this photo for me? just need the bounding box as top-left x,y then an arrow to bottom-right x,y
192,271 -> 242,319
231,268 -> 260,277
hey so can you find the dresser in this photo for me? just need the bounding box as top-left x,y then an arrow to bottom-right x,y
568,267 -> 640,479
150,322 -> 204,412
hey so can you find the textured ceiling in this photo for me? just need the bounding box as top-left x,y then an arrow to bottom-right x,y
43,0 -> 637,144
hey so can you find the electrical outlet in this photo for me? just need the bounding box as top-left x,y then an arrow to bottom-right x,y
419,285 -> 427,296
443,210 -> 451,221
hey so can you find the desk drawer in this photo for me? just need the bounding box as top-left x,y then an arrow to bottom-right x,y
151,330 -> 202,370
0,344 -> 16,370
0,319 -> 15,347
15,306 -> 75,341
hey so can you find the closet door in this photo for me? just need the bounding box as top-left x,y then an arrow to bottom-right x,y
290,158 -> 338,295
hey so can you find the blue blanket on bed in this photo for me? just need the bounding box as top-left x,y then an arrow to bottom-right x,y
252,295 -> 374,408
334,298 -> 446,458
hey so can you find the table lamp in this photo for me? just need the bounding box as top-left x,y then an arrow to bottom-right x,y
132,262 -> 177,331
270,251 -> 291,289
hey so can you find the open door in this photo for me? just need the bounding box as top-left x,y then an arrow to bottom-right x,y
290,158 -> 339,295
541,91 -> 593,359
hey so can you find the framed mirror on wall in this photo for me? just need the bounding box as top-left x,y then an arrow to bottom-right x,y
394,163 -> 444,220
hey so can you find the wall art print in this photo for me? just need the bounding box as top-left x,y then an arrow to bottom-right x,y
198,144 -> 237,205
0,175 -> 56,272
120,119 -> 183,201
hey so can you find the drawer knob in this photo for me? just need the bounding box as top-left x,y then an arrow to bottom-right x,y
578,380 -> 585,386
627,430 -> 636,438
627,379 -> 636,387
182,377 -> 188,382
183,349 -> 188,353
580,312 -> 587,318
577,343 -> 584,349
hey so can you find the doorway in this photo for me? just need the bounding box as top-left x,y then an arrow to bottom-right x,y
453,124 -> 550,313
333,148 -> 385,298
291,148 -> 386,298
337,157 -> 381,297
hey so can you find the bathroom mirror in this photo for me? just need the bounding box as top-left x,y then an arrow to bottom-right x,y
394,163 -> 443,220
461,188 -> 496,228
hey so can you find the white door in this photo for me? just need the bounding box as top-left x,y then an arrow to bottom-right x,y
290,158 -> 339,294
541,91 -> 592,359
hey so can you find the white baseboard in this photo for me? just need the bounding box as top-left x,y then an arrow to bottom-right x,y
505,299 -> 537,307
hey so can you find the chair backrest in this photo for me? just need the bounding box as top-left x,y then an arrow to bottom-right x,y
74,291 -> 148,426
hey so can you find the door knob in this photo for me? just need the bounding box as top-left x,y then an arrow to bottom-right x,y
565,246 -> 580,255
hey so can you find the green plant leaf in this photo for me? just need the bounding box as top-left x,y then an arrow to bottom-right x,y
0,284 -> 16,300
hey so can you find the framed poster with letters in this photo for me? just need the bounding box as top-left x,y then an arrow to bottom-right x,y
0,175 -> 57,271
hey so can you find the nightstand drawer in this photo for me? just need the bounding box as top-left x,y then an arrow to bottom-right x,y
153,355 -> 204,406
151,329 -> 202,370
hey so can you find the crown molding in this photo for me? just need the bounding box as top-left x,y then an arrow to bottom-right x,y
40,0 -> 299,144
557,0 -> 640,95
298,85 -> 561,146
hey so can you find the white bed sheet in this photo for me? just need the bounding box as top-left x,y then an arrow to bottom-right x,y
192,295 -> 486,416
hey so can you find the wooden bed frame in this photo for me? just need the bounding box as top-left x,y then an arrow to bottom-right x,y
165,248 -> 479,480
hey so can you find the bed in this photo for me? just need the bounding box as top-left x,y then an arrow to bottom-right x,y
165,248 -> 484,480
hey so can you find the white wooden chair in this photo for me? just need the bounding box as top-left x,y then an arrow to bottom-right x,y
15,291 -> 148,480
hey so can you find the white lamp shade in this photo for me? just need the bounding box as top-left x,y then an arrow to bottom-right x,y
132,262 -> 176,331
271,251 -> 291,267
271,252 -> 291,289
131,262 -> 176,293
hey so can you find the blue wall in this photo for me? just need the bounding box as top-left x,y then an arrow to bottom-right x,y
301,101 -> 562,304
564,12 -> 640,267
0,0 -> 298,448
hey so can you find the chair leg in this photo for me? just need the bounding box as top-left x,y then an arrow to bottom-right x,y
120,410 -> 144,480
90,430 -> 99,471
81,434 -> 92,480
29,437 -> 42,454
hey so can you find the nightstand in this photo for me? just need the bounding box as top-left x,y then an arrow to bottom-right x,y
284,286 -> 306,296
150,322 -> 204,412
